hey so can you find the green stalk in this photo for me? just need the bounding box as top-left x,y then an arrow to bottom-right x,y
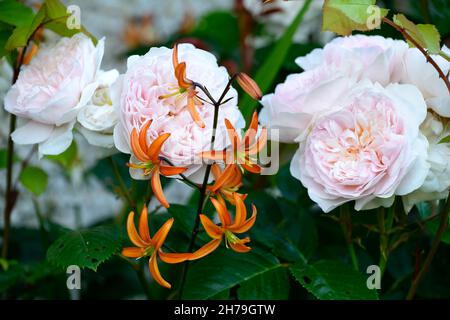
339,204 -> 359,271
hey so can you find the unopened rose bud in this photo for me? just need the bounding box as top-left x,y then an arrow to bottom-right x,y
236,72 -> 262,101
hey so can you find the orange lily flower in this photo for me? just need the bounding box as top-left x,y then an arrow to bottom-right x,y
159,44 -> 205,128
121,205 -> 191,289
207,164 -> 246,205
188,193 -> 257,260
201,111 -> 267,174
127,120 -> 187,208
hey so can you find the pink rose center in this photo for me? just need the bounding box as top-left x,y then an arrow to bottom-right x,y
308,95 -> 405,193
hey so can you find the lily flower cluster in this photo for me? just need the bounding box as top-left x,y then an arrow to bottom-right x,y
120,45 -> 266,288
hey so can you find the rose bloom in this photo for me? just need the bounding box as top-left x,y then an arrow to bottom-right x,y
400,46 -> 450,117
260,66 -> 356,143
112,43 -> 244,182
77,69 -> 119,148
403,113 -> 450,212
291,81 -> 429,212
296,35 -> 408,86
4,33 -> 105,156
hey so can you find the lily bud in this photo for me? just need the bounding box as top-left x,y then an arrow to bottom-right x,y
236,72 -> 262,101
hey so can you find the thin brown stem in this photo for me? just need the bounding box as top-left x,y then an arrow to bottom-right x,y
2,43 -> 29,259
382,17 -> 450,92
178,97 -> 221,299
406,194 -> 450,299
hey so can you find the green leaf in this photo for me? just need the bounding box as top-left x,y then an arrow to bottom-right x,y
240,0 -> 313,121
393,14 -> 441,54
5,6 -> 45,50
5,0 -> 97,51
47,225 -> 121,271
43,0 -> 97,44
238,266 -> 289,300
19,166 -> 48,196
417,24 -> 441,54
438,134 -> 450,144
0,0 -> 34,27
322,0 -> 389,36
183,248 -> 281,299
45,140 -> 78,168
0,26 -> 13,57
0,259 -> 25,293
290,260 -> 378,300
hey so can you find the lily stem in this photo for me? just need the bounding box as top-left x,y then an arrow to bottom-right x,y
339,204 -> 359,271
178,93 -> 222,299
406,194 -> 450,300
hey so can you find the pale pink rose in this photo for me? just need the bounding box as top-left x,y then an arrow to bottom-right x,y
291,81 -> 429,212
296,35 -> 408,85
4,33 -> 105,156
260,66 -> 356,143
400,46 -> 450,117
112,43 -> 244,182
403,112 -> 450,212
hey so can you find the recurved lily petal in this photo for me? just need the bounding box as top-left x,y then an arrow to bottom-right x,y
149,254 -> 171,289
151,169 -> 170,208
242,162 -> 261,174
127,211 -> 148,247
148,133 -> 171,163
130,128 -> 150,163
228,204 -> 257,234
158,251 -> 192,264
210,164 -> 235,192
243,112 -> 259,147
189,238 -> 222,261
138,205 -> 151,243
229,240 -> 252,253
187,96 -> 205,128
159,165 -> 187,176
216,193 -> 227,207
229,193 -> 247,228
151,218 -> 174,250
172,43 -> 180,69
175,62 -> 191,89
210,197 -> 232,226
200,150 -> 228,161
121,247 -> 145,258
199,214 -> 224,239
247,127 -> 267,155
138,120 -> 152,154
225,119 -> 240,150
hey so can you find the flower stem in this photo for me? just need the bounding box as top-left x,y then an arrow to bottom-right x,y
339,204 -> 359,271
406,194 -> 450,300
2,114 -> 17,259
1,45 -> 28,259
108,157 -> 136,211
178,97 -> 221,299
378,205 -> 394,276
382,17 -> 450,92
